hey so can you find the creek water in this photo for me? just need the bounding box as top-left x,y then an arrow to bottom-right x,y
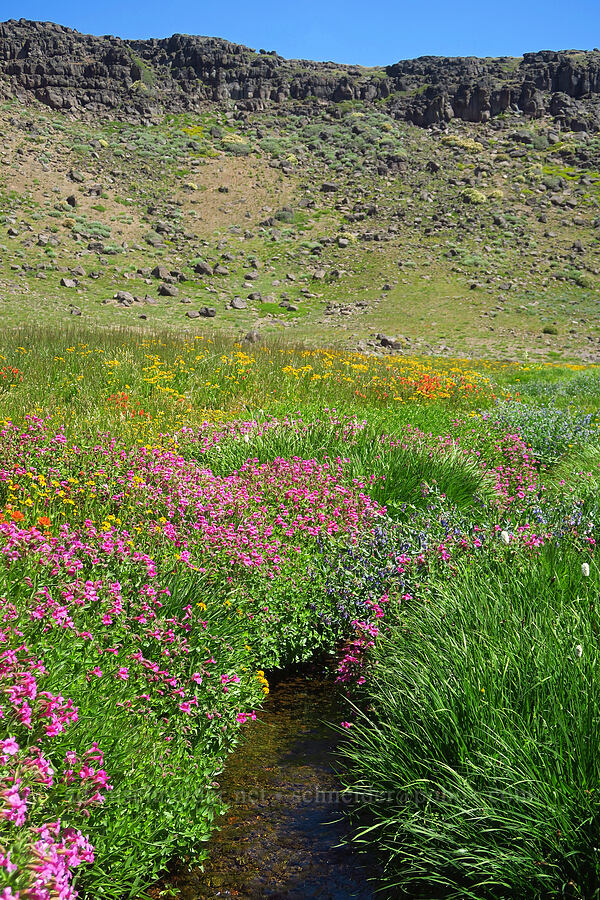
162,666 -> 379,899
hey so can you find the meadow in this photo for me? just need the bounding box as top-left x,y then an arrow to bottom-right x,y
1,325 -> 599,899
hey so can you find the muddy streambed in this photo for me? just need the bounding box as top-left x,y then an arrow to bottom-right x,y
161,666 -> 378,899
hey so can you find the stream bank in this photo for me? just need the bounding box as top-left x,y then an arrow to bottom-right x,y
159,665 -> 378,899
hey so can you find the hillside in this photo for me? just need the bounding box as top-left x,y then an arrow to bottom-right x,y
0,19 -> 599,361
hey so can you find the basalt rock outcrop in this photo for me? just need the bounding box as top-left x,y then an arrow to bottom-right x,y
1,18 -> 600,130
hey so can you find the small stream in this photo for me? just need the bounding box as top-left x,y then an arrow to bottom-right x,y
162,666 -> 379,899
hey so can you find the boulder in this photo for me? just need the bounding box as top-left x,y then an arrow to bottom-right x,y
193,260 -> 213,276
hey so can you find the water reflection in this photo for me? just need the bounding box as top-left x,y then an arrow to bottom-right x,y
164,667 -> 377,899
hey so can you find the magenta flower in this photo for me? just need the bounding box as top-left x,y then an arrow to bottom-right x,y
0,737 -> 19,757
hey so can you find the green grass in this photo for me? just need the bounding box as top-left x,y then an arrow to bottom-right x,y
340,545 -> 600,899
1,324 -> 600,897
0,98 -> 599,360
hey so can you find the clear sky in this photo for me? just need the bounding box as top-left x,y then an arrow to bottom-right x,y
2,0 -> 599,65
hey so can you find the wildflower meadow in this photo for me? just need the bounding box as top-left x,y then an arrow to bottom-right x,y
1,326 -> 599,899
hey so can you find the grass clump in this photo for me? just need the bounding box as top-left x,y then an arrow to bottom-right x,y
340,546 -> 600,898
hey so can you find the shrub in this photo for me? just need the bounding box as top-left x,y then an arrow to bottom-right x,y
461,187 -> 488,204
442,134 -> 484,152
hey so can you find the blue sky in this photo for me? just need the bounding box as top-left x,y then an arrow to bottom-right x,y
3,0 -> 599,65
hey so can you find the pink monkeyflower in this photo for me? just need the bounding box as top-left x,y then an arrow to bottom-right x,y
0,780 -> 29,826
1,888 -> 20,899
117,668 -> 129,681
0,737 -> 19,757
0,851 -> 17,874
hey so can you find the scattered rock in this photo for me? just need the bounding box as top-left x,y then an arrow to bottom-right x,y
158,283 -> 179,297
114,290 -> 136,305
193,260 -> 213,276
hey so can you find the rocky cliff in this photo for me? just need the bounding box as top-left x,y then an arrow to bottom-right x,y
1,18 -> 600,130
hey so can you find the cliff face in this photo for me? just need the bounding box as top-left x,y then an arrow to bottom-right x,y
1,18 -> 600,130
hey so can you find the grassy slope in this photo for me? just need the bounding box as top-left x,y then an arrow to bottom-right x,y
0,100 -> 599,362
